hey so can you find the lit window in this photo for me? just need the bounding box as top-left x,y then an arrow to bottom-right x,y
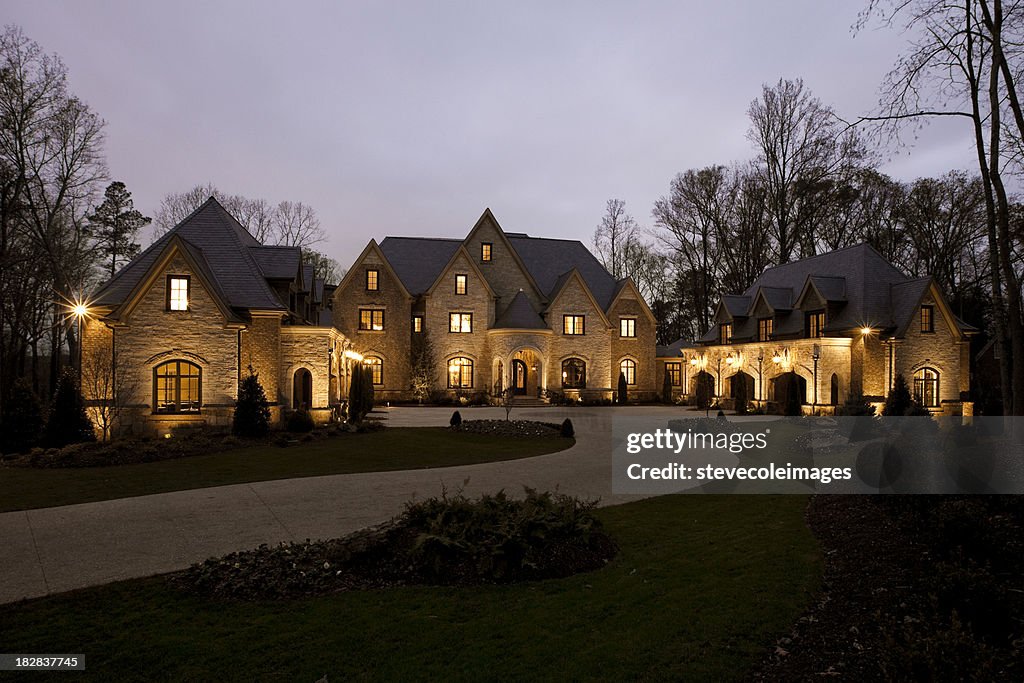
365,356 -> 383,385
481,243 -> 492,262
807,311 -> 826,338
447,357 -> 473,388
412,315 -> 423,333
563,315 -> 585,335
913,367 -> 939,407
167,276 -> 190,311
758,318 -> 773,342
719,323 -> 733,345
366,269 -> 379,291
620,359 -> 637,385
921,305 -> 934,333
620,318 -> 636,338
455,274 -> 467,295
666,362 -> 682,386
154,360 -> 201,414
449,312 -> 472,333
359,309 -> 385,331
562,358 -> 586,389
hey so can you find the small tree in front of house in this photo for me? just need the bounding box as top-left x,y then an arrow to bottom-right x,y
2,378 -> 44,453
733,375 -> 749,415
617,371 -> 628,405
883,373 -> 913,417
349,365 -> 375,424
502,386 -> 516,420
695,374 -> 713,413
43,368 -> 96,447
234,366 -> 271,437
410,332 -> 435,404
81,341 -> 141,441
783,376 -> 803,417
662,369 -> 673,404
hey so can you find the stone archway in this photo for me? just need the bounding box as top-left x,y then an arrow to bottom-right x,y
292,367 -> 312,409
510,348 -> 543,398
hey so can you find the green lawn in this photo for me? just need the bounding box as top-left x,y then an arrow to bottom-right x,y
0,495 -> 820,682
0,428 -> 571,513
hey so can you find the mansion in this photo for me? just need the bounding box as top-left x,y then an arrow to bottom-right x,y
682,243 -> 975,415
78,197 -> 973,436
334,209 -> 658,403
80,200 -> 658,435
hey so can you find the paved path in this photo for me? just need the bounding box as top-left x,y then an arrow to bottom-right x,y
0,406 -> 693,605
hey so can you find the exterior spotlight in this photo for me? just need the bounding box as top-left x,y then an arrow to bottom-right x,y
860,327 -> 873,336
343,350 -> 363,362
73,303 -> 88,318
772,355 -> 782,364
689,358 -> 699,366
725,356 -> 735,365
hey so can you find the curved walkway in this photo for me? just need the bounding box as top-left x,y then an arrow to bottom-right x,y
0,406 -> 685,605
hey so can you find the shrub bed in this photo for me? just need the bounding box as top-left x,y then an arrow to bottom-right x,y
450,419 -> 566,438
172,488 -> 615,600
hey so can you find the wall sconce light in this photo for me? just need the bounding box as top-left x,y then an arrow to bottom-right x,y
343,350 -> 364,362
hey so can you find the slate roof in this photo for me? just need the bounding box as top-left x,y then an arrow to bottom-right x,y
378,237 -> 462,295
377,231 -> 619,310
698,242 -> 972,344
493,290 -> 548,329
94,198 -> 290,314
249,245 -> 301,280
657,338 -> 694,358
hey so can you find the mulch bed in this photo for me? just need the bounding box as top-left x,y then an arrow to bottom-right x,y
749,496 -> 1023,681
450,419 -> 566,438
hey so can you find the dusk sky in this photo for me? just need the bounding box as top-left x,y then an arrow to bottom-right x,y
8,1 -> 978,267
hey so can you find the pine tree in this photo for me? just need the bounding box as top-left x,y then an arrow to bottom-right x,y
349,364 -> 375,424
734,374 -> 749,415
43,368 -> 95,447
884,373 -> 913,416
617,371 -> 628,405
233,366 -> 271,437
87,181 -> 151,276
2,378 -> 44,453
783,375 -> 803,416
662,368 -> 673,404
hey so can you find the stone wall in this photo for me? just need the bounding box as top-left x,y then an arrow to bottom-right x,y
332,247 -> 412,399
546,275 -> 613,393
609,290 -> 657,397
114,254 -> 241,411
895,289 -> 969,408
463,215 -> 545,312
426,251 -> 495,392
280,328 -> 335,409
240,314 -> 282,404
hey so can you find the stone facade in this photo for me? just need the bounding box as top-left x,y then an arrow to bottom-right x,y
335,210 -> 659,402
692,246 -> 974,415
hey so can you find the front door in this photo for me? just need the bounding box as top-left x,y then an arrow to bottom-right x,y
512,359 -> 527,395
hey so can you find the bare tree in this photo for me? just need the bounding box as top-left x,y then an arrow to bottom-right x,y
858,0 -> 1024,413
80,335 -> 140,441
593,198 -> 639,278
747,78 -> 867,262
273,200 -> 324,248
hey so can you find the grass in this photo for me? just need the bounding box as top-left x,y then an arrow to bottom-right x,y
0,428 -> 571,513
0,495 -> 820,682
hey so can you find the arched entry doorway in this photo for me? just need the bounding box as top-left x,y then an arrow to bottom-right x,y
511,359 -> 527,395
771,372 -> 807,412
293,368 -> 312,409
730,371 -> 754,412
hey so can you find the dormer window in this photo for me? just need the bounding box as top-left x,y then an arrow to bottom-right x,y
481,243 -> 492,262
366,269 -> 379,291
455,274 -> 467,295
807,311 -> 826,338
167,275 -> 190,311
758,318 -> 773,342
719,322 -> 733,345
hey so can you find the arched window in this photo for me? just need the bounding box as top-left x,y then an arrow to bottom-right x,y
562,358 -> 586,389
913,367 -> 939,407
365,357 -> 383,385
154,360 -> 201,414
448,357 -> 473,388
620,359 -> 637,386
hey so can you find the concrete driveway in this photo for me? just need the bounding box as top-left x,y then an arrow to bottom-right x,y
0,405 -> 695,605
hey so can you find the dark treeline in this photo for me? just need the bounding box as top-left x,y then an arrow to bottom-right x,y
594,79 -> 993,349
